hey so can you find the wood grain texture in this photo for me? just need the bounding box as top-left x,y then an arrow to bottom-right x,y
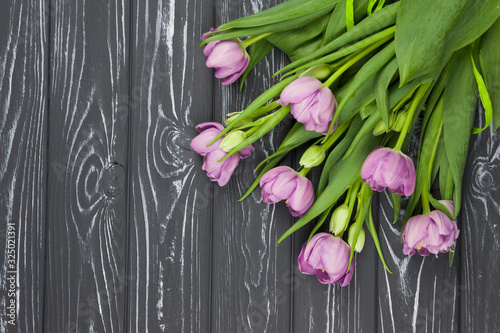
0,1 -> 48,331
44,0 -> 130,331
1,0 -> 500,332
291,172 -> 378,333
209,1 -> 293,332
376,190 -> 459,333
127,0 -> 214,331
460,115 -> 500,332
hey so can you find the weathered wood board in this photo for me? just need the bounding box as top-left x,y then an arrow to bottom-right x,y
0,1 -> 499,332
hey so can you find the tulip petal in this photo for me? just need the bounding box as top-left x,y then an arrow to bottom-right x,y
217,154 -> 240,186
220,57 -> 250,85
260,166 -> 293,187
298,244 -> 316,275
286,176 -> 314,216
206,40 -> 246,68
238,143 -> 255,159
191,129 -> 223,154
279,76 -> 323,105
195,122 -> 225,132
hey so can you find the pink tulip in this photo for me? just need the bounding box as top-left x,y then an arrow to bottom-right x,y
279,76 -> 337,134
191,122 -> 254,186
402,204 -> 459,256
203,28 -> 250,85
298,233 -> 354,286
259,166 -> 314,217
361,147 -> 416,196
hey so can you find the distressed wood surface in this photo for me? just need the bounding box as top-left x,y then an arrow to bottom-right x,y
0,0 -> 500,332
0,0 -> 48,332
210,1 -> 293,333
44,0 -> 130,332
460,121 -> 500,332
126,0 -> 213,331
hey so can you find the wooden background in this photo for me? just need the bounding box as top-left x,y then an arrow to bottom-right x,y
0,0 -> 499,332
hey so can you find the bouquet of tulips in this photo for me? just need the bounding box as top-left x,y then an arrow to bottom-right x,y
191,0 -> 500,286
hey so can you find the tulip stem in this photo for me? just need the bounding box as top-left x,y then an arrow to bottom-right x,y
244,126 -> 260,136
298,167 -> 310,177
323,35 -> 393,88
394,82 -> 432,151
242,33 -> 273,48
320,118 -> 352,151
339,178 -> 362,238
421,112 -> 444,215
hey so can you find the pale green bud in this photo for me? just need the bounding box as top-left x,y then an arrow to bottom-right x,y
329,204 -> 350,235
299,64 -> 332,81
394,111 -> 408,132
348,225 -> 365,253
299,145 -> 326,168
373,119 -> 389,136
224,112 -> 250,127
220,130 -> 246,152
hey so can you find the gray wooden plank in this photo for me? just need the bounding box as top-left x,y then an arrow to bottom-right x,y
291,171 -> 378,333
126,0 -> 214,331
44,0 -> 130,331
460,122 -> 500,332
209,1 -> 294,332
0,0 -> 48,331
376,190 -> 459,333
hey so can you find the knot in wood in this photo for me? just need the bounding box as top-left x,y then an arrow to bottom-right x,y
100,162 -> 125,197
474,163 -> 497,191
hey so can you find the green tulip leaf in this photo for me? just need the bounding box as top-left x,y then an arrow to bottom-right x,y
442,48 -> 477,218
265,13 -> 330,61
366,204 -> 392,273
395,0 -> 500,84
322,0 -> 369,46
346,0 -> 355,30
274,2 -> 399,76
471,51 -> 493,134
277,131 -> 382,244
318,116 -> 363,195
479,17 -> 500,131
218,0 -> 338,29
390,192 -> 401,224
203,11 -> 329,45
375,57 -> 399,127
240,39 -> 275,90
220,106 -> 290,161
404,87 -> 442,224
326,41 -> 396,137
210,75 -> 298,143
307,207 -> 334,243
344,112 -> 381,159
255,122 -> 322,171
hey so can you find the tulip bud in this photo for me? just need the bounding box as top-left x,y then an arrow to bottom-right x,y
280,76 -> 337,134
329,204 -> 350,235
373,112 -> 395,136
394,111 -> 408,132
299,64 -> 332,81
348,225 -> 365,253
220,130 -> 247,152
224,112 -> 248,127
299,145 -> 326,168
373,119 -> 389,136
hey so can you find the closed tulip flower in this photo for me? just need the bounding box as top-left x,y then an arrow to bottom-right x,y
361,147 -> 416,196
279,76 -> 337,134
402,209 -> 459,256
298,233 -> 354,286
259,166 -> 314,217
203,28 -> 250,85
191,122 -> 254,186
